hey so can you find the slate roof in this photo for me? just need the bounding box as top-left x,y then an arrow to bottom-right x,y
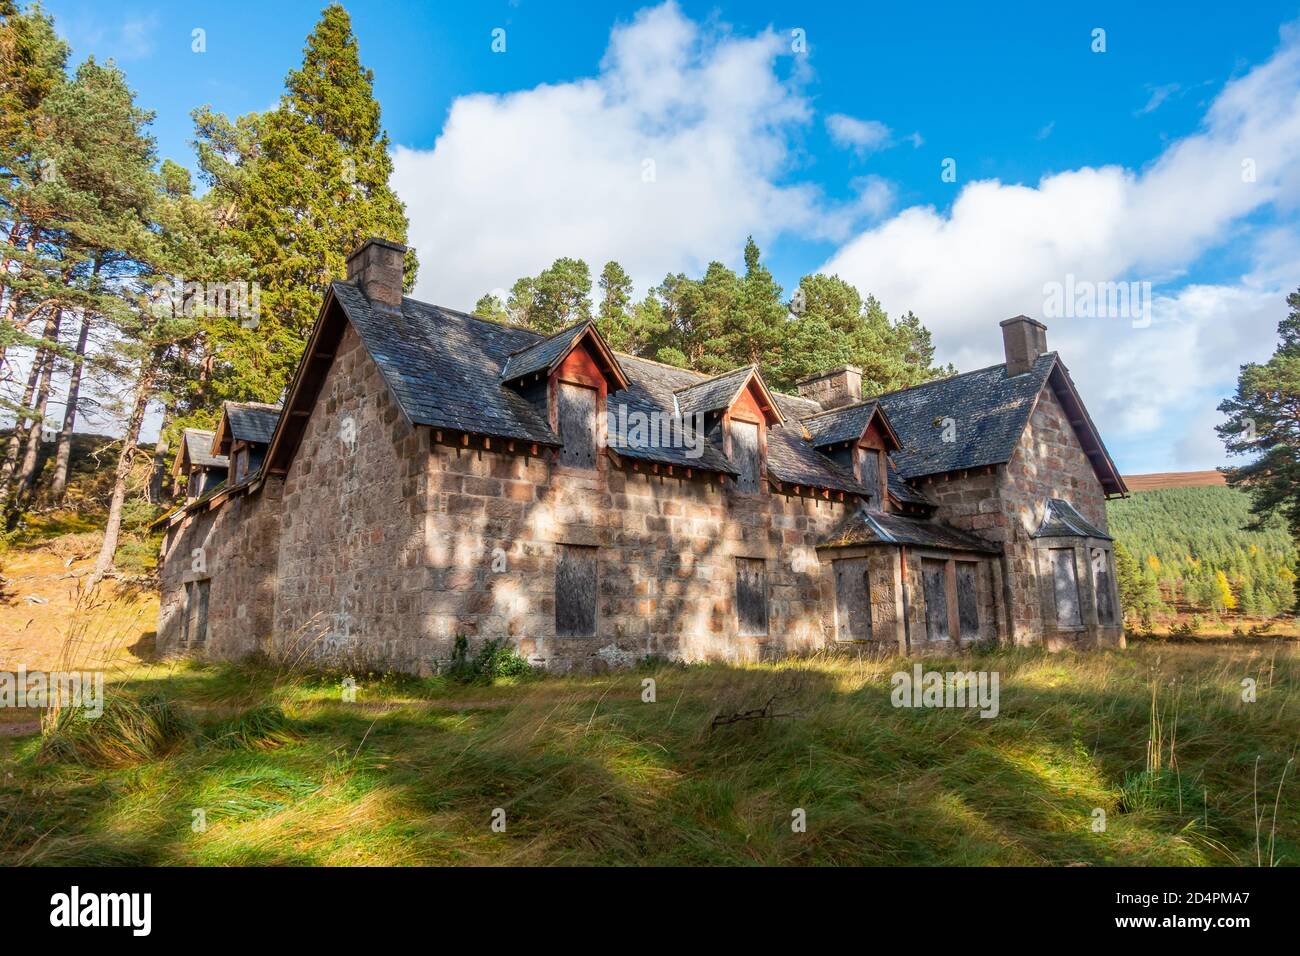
500,321 -> 593,383
801,400 -> 882,448
321,281 -> 1117,504
765,425 -> 871,496
182,429 -> 227,469
332,281 -> 559,445
1033,498 -> 1111,540
818,508 -> 1001,553
674,366 -> 757,418
876,353 -> 1056,480
605,354 -> 738,474
225,402 -> 282,446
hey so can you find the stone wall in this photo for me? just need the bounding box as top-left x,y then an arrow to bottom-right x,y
158,480 -> 282,659
421,435 -> 853,671
272,323 -> 429,667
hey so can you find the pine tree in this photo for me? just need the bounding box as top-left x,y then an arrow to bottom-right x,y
505,257 -> 592,335
1218,288 -> 1300,541
199,2 -> 417,398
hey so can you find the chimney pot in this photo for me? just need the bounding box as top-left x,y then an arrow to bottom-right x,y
796,365 -> 862,410
1000,315 -> 1048,376
346,237 -> 407,310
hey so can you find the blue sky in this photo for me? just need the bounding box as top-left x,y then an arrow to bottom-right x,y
43,0 -> 1300,473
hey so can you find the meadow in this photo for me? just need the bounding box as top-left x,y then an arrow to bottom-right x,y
1,638 -> 1295,866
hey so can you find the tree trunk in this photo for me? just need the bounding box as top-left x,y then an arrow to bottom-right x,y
0,342 -> 46,511
148,405 -> 172,504
14,307 -> 63,502
89,349 -> 160,586
50,311 -> 92,502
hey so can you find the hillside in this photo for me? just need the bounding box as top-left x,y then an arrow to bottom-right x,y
1121,471 -> 1226,492
1107,484 -> 1297,620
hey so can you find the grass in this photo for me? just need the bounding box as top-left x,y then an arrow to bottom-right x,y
1,642 -> 1296,866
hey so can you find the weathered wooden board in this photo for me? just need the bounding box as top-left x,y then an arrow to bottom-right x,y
558,382 -> 597,469
1092,548 -> 1116,626
732,420 -> 760,492
956,561 -> 980,639
556,544 -> 598,637
921,559 -> 950,641
1051,548 -> 1082,627
834,557 -> 872,641
735,558 -> 768,636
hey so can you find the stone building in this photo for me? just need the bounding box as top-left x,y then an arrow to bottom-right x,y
158,237 -> 1128,671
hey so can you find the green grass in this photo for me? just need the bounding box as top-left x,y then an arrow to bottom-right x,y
1,643 -> 1296,866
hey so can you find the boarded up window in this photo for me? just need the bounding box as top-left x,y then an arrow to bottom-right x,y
956,561 -> 980,639
557,382 -> 598,469
732,420 -> 760,493
186,579 -> 210,645
921,559 -> 950,641
735,558 -> 768,636
556,544 -> 597,637
1092,548 -> 1116,625
1050,548 -> 1082,627
857,448 -> 879,505
833,557 -> 872,641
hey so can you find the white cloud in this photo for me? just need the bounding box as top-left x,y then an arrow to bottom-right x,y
820,22 -> 1300,472
826,113 -> 893,155
394,1 -> 852,307
1136,82 -> 1181,115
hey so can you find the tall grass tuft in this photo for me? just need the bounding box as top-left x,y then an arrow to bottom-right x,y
38,693 -> 192,768
205,704 -> 298,751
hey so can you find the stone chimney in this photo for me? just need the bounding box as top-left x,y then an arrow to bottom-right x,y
796,365 -> 862,410
346,237 -> 406,310
1000,315 -> 1048,376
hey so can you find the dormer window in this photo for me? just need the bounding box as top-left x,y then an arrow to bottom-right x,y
674,366 -> 782,496
499,322 -> 629,472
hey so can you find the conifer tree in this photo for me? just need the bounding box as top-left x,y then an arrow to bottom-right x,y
198,3 -> 417,398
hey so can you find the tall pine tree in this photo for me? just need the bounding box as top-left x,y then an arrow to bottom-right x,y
199,3 -> 416,398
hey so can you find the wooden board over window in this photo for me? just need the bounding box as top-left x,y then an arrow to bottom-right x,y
1092,547 -> 1116,625
921,559 -> 950,641
833,557 -> 872,642
956,561 -> 980,639
732,419 -> 760,493
186,579 -> 210,646
735,558 -> 768,636
856,447 -> 879,506
1050,548 -> 1083,627
557,382 -> 598,469
556,544 -> 597,637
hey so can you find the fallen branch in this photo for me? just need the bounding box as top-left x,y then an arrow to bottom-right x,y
710,693 -> 801,731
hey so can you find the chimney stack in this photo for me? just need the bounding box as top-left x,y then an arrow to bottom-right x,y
346,237 -> 406,310
796,365 -> 862,410
1000,315 -> 1048,376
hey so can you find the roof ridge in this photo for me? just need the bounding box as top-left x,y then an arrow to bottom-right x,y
399,293 -> 549,344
